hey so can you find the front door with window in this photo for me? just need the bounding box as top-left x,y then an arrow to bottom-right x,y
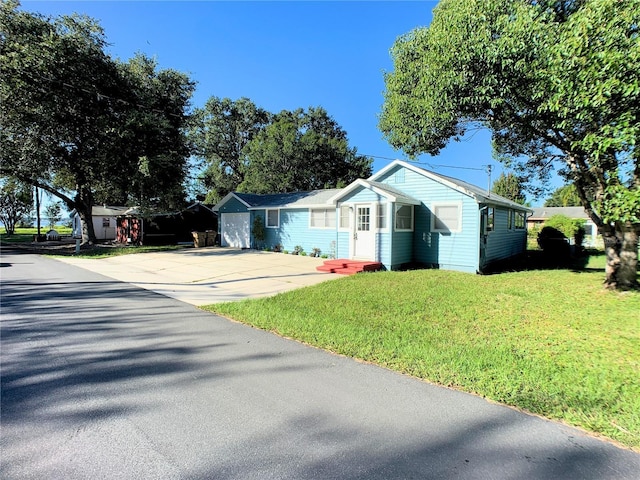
351,204 -> 375,260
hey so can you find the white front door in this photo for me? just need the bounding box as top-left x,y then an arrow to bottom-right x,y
351,204 -> 375,260
221,212 -> 250,248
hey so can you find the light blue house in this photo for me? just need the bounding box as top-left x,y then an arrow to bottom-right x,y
214,160 -> 531,273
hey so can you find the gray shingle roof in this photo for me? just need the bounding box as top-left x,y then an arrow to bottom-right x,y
530,207 -> 589,220
235,189 -> 343,209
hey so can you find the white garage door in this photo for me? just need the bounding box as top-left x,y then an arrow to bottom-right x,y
221,212 -> 250,248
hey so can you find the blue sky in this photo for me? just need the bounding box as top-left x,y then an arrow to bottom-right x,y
23,0 -> 556,205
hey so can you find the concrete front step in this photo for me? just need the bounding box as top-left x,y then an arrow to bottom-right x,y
316,259 -> 383,275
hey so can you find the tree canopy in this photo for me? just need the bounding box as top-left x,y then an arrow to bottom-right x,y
544,185 -> 582,207
192,97 -> 271,204
0,1 -> 195,242
240,107 -> 372,194
191,102 -> 372,199
380,0 -> 639,290
491,172 -> 526,205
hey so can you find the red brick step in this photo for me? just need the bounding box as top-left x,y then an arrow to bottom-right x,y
316,259 -> 382,275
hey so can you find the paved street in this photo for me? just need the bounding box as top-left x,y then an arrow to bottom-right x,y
2,247 -> 639,479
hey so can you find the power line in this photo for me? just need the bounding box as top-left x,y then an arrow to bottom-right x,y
362,153 -> 489,172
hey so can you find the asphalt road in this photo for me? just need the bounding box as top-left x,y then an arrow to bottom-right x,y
2,247 -> 639,479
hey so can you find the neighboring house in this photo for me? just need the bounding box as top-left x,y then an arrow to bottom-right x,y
116,202 -> 218,245
70,205 -> 129,241
214,160 -> 532,273
528,206 -> 600,247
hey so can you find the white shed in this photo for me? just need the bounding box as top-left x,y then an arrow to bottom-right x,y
70,205 -> 129,241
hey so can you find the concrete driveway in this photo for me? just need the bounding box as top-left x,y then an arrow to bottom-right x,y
56,247 -> 342,305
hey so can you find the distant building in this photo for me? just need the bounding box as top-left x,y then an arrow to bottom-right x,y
528,207 -> 600,247
70,205 -> 129,241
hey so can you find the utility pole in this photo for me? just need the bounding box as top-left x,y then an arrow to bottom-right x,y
486,165 -> 492,197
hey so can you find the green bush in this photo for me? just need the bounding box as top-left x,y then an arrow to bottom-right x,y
537,226 -> 570,260
544,214 -> 580,240
252,215 -> 266,249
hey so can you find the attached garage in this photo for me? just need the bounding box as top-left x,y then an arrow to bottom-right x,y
220,212 -> 250,248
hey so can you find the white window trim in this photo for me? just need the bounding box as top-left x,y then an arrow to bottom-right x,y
514,210 -> 526,230
394,204 -> 414,232
338,204 -> 352,231
266,209 -> 279,228
485,206 -> 495,234
309,208 -> 336,230
431,202 -> 462,233
376,203 -> 389,232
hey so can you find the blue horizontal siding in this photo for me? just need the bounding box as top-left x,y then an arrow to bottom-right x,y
379,165 -> 480,272
340,186 -> 386,203
483,208 -> 527,265
255,208 -> 337,256
336,231 -> 350,259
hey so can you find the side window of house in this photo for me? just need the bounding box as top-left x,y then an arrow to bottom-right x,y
515,211 -> 525,229
508,210 -> 513,230
339,205 -> 350,229
266,209 -> 279,228
395,204 -> 414,231
431,204 -> 461,232
377,204 -> 387,229
486,207 -> 495,232
310,208 -> 336,228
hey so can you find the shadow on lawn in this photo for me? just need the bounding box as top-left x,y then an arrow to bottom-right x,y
482,248 -> 613,275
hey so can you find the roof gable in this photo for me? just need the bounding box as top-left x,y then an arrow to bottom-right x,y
371,160 -> 531,212
329,179 -> 420,205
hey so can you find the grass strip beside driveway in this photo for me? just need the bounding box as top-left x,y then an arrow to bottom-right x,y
203,267 -> 640,450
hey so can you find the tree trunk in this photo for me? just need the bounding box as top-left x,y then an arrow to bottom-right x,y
74,187 -> 97,245
602,222 -> 639,291
34,186 -> 41,236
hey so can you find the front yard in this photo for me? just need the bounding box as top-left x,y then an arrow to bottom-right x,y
203,256 -> 640,450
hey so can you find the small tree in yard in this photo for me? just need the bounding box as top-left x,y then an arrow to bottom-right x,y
380,0 -> 639,290
44,202 -> 62,229
252,215 -> 266,250
0,177 -> 33,235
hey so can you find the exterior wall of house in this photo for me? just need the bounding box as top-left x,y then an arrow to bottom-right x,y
377,165 -> 480,273
337,186 -> 393,267
336,230 -> 349,259
92,215 -> 117,240
218,197 -> 251,248
481,206 -> 527,268
254,208 -> 337,256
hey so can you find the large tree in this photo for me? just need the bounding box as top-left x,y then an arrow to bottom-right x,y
380,0 -> 639,290
0,1 -> 194,243
240,107 -> 372,193
191,97 -> 271,204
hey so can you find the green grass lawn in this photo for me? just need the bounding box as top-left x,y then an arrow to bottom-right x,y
204,262 -> 640,449
1,227 -> 187,257
0,226 -> 72,243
